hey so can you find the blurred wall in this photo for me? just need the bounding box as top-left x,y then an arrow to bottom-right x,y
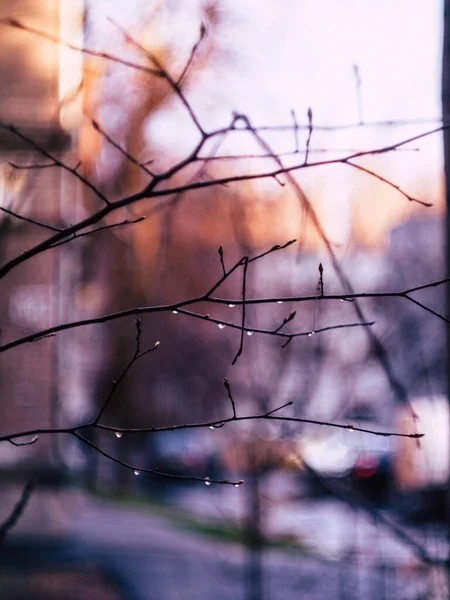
0,0 -> 74,474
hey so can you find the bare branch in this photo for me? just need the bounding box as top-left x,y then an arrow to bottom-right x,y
0,481 -> 34,546
8,435 -> 39,447
404,294 -> 450,323
196,146 -> 420,162
223,377 -> 236,419
247,239 -> 297,263
177,21 -> 207,86
49,216 -> 147,249
0,399 -> 423,450
109,18 -> 206,138
0,205 -> 62,232
232,257 -> 249,365
290,108 -> 299,153
94,319 -> 159,424
344,159 -> 433,207
9,161 -> 57,170
0,254 -> 446,357
217,245 -> 226,276
264,401 -> 293,416
0,123 -> 445,287
146,125 -> 449,202
72,431 -> 242,486
0,18 -> 162,77
304,107 -> 313,164
274,311 -> 297,334
92,120 -> 155,178
177,309 -> 375,339
0,124 -> 111,205
318,262 -> 324,297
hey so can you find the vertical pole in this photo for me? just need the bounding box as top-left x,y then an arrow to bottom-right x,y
245,468 -> 264,600
442,0 -> 450,587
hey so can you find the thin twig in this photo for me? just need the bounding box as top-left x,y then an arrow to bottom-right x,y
0,205 -> 62,232
404,295 -> 449,323
0,18 -> 162,78
1,124 -> 111,206
265,401 -> 293,416
290,108 -> 299,153
71,431 -> 242,486
9,161 -> 57,170
177,21 -> 207,86
304,107 -> 313,164
204,256 -> 247,297
92,120 -> 155,177
177,309 -> 375,340
196,147 -> 419,163
247,239 -> 297,263
223,377 -> 236,419
281,336 -> 293,349
49,216 -> 147,249
217,245 -> 226,276
0,481 -> 34,546
94,319 -> 159,423
274,311 -> 297,334
318,263 -> 324,297
109,18 -> 206,138
345,159 -> 432,207
8,436 -> 39,447
232,257 -> 248,365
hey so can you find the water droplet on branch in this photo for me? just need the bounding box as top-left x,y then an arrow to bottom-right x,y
204,477 -> 211,486
246,331 -> 253,336
218,323 -> 226,329
114,431 -> 122,439
134,470 -> 140,476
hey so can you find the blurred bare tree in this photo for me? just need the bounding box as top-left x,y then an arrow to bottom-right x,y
0,3 -> 448,599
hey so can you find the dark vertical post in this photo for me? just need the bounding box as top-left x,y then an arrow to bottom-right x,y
245,468 -> 264,600
442,0 -> 450,585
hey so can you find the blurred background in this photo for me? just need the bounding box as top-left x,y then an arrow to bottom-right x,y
0,1 -> 448,598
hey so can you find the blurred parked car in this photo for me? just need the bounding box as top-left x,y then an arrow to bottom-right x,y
298,424 -> 393,503
350,437 -> 393,503
146,430 -> 223,483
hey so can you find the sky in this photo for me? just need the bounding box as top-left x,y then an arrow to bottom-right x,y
86,0 -> 444,246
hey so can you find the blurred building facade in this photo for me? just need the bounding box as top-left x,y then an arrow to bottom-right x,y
0,0 -> 445,490
0,0 -> 83,475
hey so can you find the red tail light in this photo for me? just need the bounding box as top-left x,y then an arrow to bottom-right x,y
354,455 -> 379,478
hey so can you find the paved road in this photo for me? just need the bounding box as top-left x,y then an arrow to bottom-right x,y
2,488 -> 447,599
169,472 -> 449,565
